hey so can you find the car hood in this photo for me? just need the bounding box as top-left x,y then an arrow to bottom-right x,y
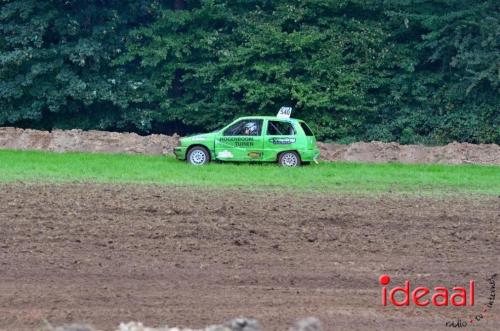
181,132 -> 217,143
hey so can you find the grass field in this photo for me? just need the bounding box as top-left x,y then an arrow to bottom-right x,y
0,149 -> 498,195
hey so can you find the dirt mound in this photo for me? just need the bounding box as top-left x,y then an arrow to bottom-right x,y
0,127 -> 179,155
318,141 -> 500,164
1,127 -> 499,164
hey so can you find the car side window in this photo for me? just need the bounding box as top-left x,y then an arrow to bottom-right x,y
223,119 -> 263,136
299,122 -> 314,136
267,121 -> 296,136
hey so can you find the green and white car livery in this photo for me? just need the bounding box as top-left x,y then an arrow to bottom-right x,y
173,108 -> 320,167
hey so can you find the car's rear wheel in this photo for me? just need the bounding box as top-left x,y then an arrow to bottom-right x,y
187,146 -> 210,166
278,151 -> 301,167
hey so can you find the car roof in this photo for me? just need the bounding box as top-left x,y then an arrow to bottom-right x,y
236,116 -> 303,122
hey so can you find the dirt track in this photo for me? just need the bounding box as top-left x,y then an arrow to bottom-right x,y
0,184 -> 499,330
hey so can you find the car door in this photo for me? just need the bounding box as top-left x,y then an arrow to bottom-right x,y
214,119 -> 264,161
263,119 -> 298,161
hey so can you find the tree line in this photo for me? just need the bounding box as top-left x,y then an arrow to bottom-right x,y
1,0 -> 498,143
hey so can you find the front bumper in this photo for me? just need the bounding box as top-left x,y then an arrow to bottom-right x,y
173,146 -> 187,160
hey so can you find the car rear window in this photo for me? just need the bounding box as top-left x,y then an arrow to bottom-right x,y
267,121 -> 296,135
299,122 -> 314,136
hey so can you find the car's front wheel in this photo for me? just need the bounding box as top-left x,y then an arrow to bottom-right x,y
187,146 -> 210,166
278,151 -> 301,167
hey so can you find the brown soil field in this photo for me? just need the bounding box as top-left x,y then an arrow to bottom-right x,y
0,184 -> 499,331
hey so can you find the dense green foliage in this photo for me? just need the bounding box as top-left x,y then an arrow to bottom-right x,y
1,149 -> 499,195
1,0 -> 498,143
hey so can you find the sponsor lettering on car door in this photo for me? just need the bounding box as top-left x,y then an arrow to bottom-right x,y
263,119 -> 298,161
215,119 -> 264,161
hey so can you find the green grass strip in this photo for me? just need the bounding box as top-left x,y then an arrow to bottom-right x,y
0,149 -> 498,196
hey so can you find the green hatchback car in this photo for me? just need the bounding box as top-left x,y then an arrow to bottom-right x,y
174,112 -> 320,167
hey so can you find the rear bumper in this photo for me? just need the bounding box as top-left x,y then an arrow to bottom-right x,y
299,149 -> 320,163
173,147 -> 187,160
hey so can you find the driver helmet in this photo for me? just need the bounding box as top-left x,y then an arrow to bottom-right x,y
244,122 -> 258,135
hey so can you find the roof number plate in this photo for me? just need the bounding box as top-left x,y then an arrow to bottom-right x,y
277,107 -> 292,119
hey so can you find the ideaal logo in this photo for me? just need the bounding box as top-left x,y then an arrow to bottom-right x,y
379,274 -> 497,327
379,275 -> 474,307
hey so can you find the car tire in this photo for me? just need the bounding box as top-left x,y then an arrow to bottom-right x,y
278,151 -> 301,167
187,146 -> 210,166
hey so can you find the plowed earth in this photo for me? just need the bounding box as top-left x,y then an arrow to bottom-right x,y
0,184 -> 499,330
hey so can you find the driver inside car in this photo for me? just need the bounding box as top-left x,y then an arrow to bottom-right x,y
243,122 -> 258,135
